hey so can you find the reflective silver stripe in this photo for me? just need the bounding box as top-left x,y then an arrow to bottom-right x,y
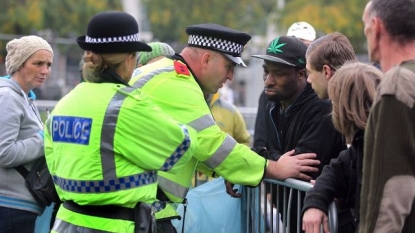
52,218 -> 112,233
160,124 -> 191,171
187,114 -> 215,132
158,176 -> 189,199
52,219 -> 68,233
53,171 -> 157,193
131,66 -> 174,89
203,134 -> 237,169
100,86 -> 138,180
46,118 -> 52,133
131,67 -> 196,171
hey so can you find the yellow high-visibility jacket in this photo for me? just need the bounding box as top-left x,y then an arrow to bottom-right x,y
45,82 -> 198,233
194,93 -> 252,185
129,57 -> 267,220
208,92 -> 250,145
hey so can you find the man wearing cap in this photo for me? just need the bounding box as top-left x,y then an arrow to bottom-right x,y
253,21 -> 317,155
132,41 -> 251,188
130,23 -> 321,232
251,35 -> 344,232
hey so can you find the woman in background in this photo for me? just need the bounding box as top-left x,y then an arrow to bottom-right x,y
0,35 -> 53,233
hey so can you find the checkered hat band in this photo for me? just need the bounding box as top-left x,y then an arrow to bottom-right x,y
188,35 -> 243,55
85,33 -> 140,43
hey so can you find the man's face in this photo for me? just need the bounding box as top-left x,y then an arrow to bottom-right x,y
262,61 -> 302,102
200,52 -> 235,94
306,62 -> 329,99
362,1 -> 380,63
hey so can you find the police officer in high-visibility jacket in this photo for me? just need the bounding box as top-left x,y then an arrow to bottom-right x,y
44,12 -> 198,233
130,23 -> 321,233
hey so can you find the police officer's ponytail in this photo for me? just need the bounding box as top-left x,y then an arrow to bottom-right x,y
80,51 -> 132,84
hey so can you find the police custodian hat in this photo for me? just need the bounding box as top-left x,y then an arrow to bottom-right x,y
77,11 -> 152,53
186,23 -> 251,67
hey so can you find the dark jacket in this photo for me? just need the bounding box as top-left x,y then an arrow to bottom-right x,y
302,130 -> 364,233
254,84 -> 345,233
253,91 -> 266,148
254,84 -> 345,179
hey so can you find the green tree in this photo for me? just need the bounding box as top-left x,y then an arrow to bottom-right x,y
278,0 -> 367,53
0,0 -> 122,61
42,0 -> 122,38
142,0 -> 277,43
0,0 -> 122,37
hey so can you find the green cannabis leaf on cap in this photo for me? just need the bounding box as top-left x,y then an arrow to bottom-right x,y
267,37 -> 286,54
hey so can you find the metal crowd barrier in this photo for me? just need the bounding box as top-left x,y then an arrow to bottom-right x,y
242,178 -> 338,233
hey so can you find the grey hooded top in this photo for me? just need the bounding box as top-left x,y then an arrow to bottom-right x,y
0,77 -> 44,214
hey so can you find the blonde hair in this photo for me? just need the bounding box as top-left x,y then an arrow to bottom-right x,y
80,51 -> 134,83
328,62 -> 382,143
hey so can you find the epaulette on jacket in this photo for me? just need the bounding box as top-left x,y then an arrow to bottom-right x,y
376,64 -> 415,108
174,60 -> 190,77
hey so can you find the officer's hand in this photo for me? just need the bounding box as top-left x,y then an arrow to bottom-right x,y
265,150 -> 320,181
302,208 -> 330,233
224,180 -> 241,198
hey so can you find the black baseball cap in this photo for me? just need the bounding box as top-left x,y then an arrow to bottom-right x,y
252,36 -> 307,68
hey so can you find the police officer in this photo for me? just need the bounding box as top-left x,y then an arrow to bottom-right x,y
130,23 -> 321,232
45,11 -> 198,233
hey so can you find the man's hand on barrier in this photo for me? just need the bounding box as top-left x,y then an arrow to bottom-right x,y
302,208 -> 330,233
265,150 -> 320,181
224,180 -> 242,198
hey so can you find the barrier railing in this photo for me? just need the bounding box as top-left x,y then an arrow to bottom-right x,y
242,178 -> 338,233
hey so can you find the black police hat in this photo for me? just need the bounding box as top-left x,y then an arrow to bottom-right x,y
77,11 -> 152,53
186,23 -> 251,67
252,36 -> 307,69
